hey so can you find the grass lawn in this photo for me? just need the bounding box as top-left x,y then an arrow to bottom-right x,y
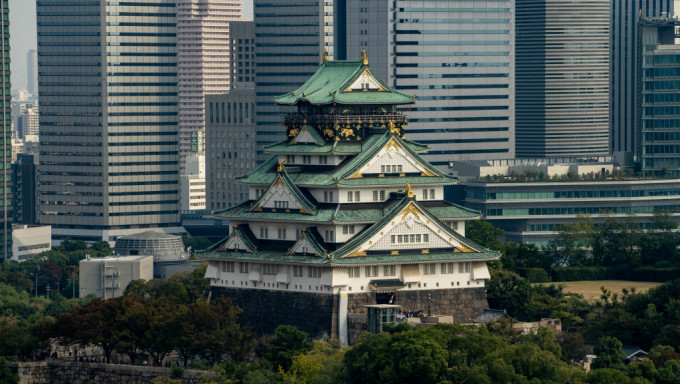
538,280 -> 662,301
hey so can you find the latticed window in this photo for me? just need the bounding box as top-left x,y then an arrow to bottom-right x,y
383,265 -> 396,276
348,267 -> 360,278
308,267 -> 322,278
423,264 -> 436,275
263,264 -> 278,275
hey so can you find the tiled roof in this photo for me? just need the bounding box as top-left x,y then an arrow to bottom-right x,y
273,60 -> 415,106
207,224 -> 260,253
287,227 -> 328,256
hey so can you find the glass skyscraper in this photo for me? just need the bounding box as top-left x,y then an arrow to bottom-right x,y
1,0 -> 11,261
37,0 -> 184,243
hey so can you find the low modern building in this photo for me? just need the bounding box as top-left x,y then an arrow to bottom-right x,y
11,225 -> 51,262
201,57 -> 498,344
181,209 -> 230,243
79,255 -> 154,298
113,231 -> 198,279
180,155 -> 206,211
448,158 -> 680,246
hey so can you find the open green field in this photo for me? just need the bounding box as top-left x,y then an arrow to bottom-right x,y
539,280 -> 662,301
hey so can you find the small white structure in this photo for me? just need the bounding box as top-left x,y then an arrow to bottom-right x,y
181,155 -> 206,210
79,255 -> 153,298
12,225 -> 51,261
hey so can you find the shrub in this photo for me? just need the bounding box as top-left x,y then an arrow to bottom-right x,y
519,268 -> 551,283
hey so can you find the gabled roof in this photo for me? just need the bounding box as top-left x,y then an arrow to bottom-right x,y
289,125 -> 325,146
274,60 -> 415,106
328,193 -> 498,261
207,225 -> 259,254
249,169 -> 317,214
287,227 -> 327,257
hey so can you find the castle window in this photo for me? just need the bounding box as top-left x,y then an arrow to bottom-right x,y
260,227 -> 269,239
274,201 -> 289,209
383,265 -> 396,276
354,191 -> 360,202
319,156 -> 328,164
430,189 -> 435,199
441,263 -> 454,274
365,265 -> 379,277
348,267 -> 360,278
459,262 -> 471,273
324,230 -> 335,242
278,228 -> 287,240
423,189 -> 428,199
295,228 -> 301,238
222,261 -> 234,273
380,190 -> 385,200
239,262 -> 249,273
293,266 -> 304,277
286,155 -> 294,163
373,190 -> 378,201
423,264 -> 436,275
263,264 -> 278,275
347,191 -> 353,202
308,267 -> 322,278
342,225 -> 355,235
324,191 -> 334,202
302,155 -> 312,164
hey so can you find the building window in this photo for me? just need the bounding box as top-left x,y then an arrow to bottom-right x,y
373,190 -> 378,201
259,227 -> 269,239
365,265 -> 379,277
324,230 -> 335,242
324,191 -> 334,202
222,261 -> 235,273
391,234 -> 428,244
293,266 -> 304,277
302,155 -> 311,164
348,267 -> 360,278
274,201 -> 289,209
263,264 -> 278,275
295,228 -> 301,238
424,264 -> 436,275
354,191 -> 360,202
441,263 -> 454,274
423,189 -> 428,199
278,228 -> 287,240
380,190 -> 385,200
308,267 -> 322,278
286,155 -> 294,163
459,262 -> 471,273
239,262 -> 249,273
319,155 -> 328,164
342,225 -> 355,235
430,189 -> 435,199
383,265 -> 396,276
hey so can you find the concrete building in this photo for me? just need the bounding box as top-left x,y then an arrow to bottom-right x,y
79,255 -> 154,298
0,0 -> 11,262
206,87 -> 256,210
16,103 -> 38,138
639,17 -> 680,177
26,50 -> 38,97
228,21 -> 255,86
11,225 -> 51,262
177,0 -> 243,173
253,0 -> 332,162
611,0 -> 674,161
37,0 -> 184,243
13,154 -> 38,225
113,231 -> 199,279
202,59 -> 498,344
180,155 -> 206,211
448,157 -> 680,246
515,0 -> 610,157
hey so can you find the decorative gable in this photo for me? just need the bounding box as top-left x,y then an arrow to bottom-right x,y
287,228 -> 327,257
346,137 -> 437,179
250,171 -> 317,214
289,125 -> 325,146
339,201 -> 476,258
211,225 -> 258,253
345,69 -> 386,92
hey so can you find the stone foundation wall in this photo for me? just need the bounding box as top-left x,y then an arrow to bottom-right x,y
348,287 -> 488,323
211,287 -> 336,339
9,361 -> 210,384
347,314 -> 368,345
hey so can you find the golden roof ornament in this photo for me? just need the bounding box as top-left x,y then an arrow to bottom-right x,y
389,120 -> 400,135
277,158 -> 285,173
361,49 -> 368,65
406,183 -> 415,198
322,50 -> 328,63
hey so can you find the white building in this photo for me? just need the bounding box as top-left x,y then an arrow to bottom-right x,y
181,155 -> 206,211
11,225 -> 51,262
79,255 -> 154,299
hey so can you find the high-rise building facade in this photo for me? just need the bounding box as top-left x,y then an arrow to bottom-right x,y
253,0 -> 334,162
639,17 -> 680,177
515,0 -> 610,157
177,0 -> 242,174
37,0 -> 184,243
0,0 -> 11,261
26,50 -> 38,97
340,0 -> 515,169
611,0 -> 674,159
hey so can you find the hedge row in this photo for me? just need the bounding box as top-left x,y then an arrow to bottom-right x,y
550,266 -> 680,282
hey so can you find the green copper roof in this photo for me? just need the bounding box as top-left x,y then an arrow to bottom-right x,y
207,225 -> 260,253
287,227 -> 328,256
249,170 -> 318,214
274,60 -> 415,106
289,124 -> 325,146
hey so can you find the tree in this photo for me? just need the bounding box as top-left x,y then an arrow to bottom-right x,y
592,336 -> 626,370
485,270 -> 532,319
656,359 -> 680,384
465,220 -> 504,251
188,297 -> 246,365
282,340 -> 345,384
0,357 -> 19,384
263,325 -> 312,371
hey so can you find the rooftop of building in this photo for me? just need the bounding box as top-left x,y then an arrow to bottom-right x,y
639,15 -> 680,25
117,231 -> 181,240
81,254 -> 153,263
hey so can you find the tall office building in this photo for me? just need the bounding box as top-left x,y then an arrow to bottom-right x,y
37,0 -> 184,243
515,0 -> 610,157
639,17 -> 680,177
341,0 -> 515,169
26,50 -> 38,97
253,0 -> 335,162
0,0 -> 11,261
177,0 -> 242,174
611,0 -> 673,160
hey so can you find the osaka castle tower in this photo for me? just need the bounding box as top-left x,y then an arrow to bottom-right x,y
202,52 -> 499,343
